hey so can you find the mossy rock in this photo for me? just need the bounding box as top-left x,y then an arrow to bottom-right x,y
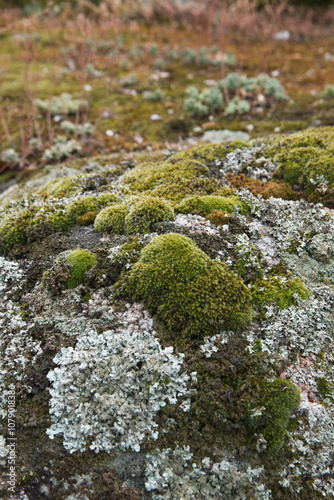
264,127 -> 334,205
94,204 -> 129,234
66,248 -> 98,288
175,194 -> 247,216
117,233 -> 253,339
65,193 -> 119,224
125,197 -> 175,234
121,159 -> 211,199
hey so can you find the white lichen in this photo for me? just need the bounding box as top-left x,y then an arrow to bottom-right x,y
145,446 -> 272,499
47,329 -> 194,453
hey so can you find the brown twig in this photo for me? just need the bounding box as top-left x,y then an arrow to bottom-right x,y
0,103 -> 13,145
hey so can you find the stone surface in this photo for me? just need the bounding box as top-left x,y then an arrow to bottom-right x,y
201,129 -> 250,144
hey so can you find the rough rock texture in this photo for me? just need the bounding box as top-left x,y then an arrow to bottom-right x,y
0,129 -> 333,499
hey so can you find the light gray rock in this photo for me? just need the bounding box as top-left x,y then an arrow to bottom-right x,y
201,129 -> 250,144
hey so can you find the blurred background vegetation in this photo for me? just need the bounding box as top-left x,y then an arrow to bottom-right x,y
1,0 -> 333,11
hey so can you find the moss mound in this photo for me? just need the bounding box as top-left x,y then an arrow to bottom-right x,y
66,248 -> 98,288
77,211 -> 99,226
118,233 -> 253,339
125,197 -> 175,234
94,204 -> 129,234
121,159 -> 209,193
172,141 -> 250,164
175,194 -> 247,216
38,175 -> 82,198
66,193 -> 119,223
0,192 -> 119,253
120,159 -> 226,201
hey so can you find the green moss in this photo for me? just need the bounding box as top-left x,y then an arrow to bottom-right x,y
251,276 -> 311,316
65,193 -> 119,224
205,210 -> 231,225
66,249 -> 98,288
38,175 -> 82,198
77,211 -> 99,226
250,379 -> 301,455
148,177 -> 222,201
31,205 -> 70,233
125,197 -> 175,234
175,194 -> 247,216
116,233 -> 252,339
316,377 -> 333,398
264,127 -> 334,200
171,141 -> 250,164
119,155 -> 231,202
94,204 -> 128,233
121,159 -> 209,195
0,190 -> 121,253
0,209 -> 35,253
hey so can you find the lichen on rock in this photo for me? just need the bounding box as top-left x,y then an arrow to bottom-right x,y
47,328 -> 194,453
0,130 -> 333,499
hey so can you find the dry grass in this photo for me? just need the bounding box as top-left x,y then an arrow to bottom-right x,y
0,0 -> 334,174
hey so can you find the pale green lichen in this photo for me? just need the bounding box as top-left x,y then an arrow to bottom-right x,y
47,329 -> 194,453
145,446 -> 272,499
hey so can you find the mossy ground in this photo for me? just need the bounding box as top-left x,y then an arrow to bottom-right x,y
1,4 -> 334,176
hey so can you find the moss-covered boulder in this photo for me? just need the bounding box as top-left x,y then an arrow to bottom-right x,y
0,135 -> 333,500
